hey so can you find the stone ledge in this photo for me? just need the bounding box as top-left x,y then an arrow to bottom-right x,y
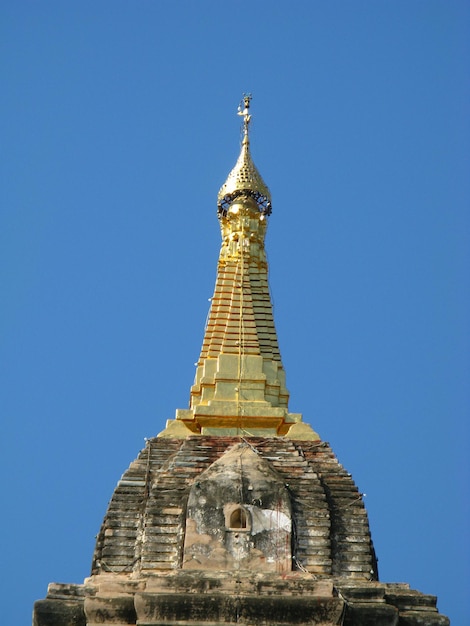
33,576 -> 450,626
135,592 -> 345,626
33,598 -> 86,626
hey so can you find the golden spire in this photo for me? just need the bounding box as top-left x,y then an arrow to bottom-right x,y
159,96 -> 319,441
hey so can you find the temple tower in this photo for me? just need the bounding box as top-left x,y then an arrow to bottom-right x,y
33,97 -> 449,626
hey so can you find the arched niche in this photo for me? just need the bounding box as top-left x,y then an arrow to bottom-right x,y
227,506 -> 250,530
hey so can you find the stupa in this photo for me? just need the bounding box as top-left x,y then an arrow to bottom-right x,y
33,96 -> 449,626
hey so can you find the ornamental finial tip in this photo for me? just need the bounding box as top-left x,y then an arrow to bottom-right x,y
217,94 -> 271,216
237,93 -> 252,142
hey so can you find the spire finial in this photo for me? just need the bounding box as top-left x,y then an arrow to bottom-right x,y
237,93 -> 252,143
218,94 -> 272,216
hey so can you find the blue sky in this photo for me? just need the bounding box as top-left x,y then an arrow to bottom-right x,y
1,2 -> 469,624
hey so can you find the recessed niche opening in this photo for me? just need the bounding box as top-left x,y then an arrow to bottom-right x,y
225,506 -> 251,532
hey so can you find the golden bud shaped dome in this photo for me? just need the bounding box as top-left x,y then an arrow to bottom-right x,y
217,96 -> 272,217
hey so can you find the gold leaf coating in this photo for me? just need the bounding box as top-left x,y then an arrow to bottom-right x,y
217,96 -> 271,208
217,135 -> 271,205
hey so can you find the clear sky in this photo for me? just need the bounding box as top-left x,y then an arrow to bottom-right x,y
1,2 -> 469,624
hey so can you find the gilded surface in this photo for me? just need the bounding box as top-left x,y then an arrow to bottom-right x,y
159,97 -> 318,440
217,135 -> 271,206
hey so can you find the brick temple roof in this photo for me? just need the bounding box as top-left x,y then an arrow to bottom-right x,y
92,436 -> 377,579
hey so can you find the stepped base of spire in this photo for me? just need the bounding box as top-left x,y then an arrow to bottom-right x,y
158,407 -> 320,439
191,355 -> 290,409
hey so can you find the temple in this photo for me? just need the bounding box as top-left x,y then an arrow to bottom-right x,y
33,96 -> 449,626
